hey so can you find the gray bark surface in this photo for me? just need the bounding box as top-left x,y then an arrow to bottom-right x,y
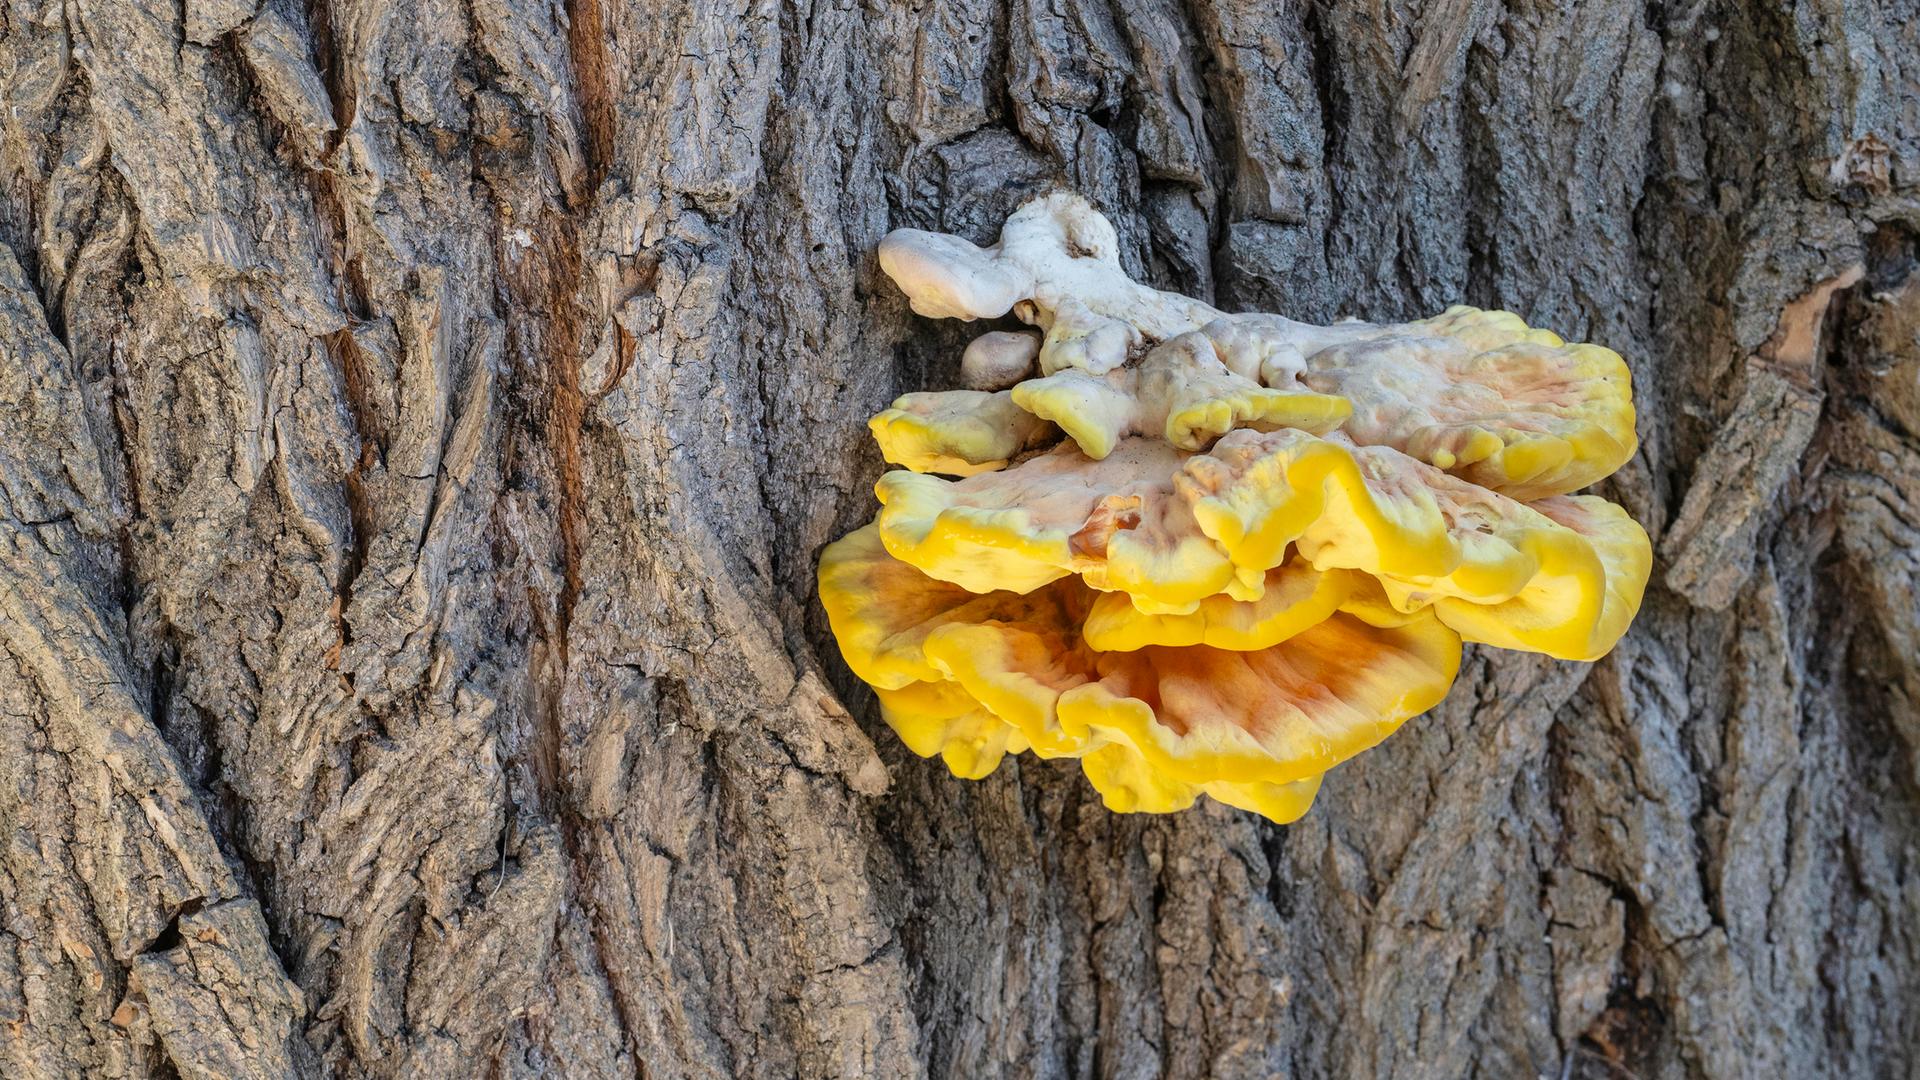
1,0 -> 1917,1076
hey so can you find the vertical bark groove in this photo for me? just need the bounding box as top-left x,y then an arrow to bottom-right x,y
3,0 -> 1918,1076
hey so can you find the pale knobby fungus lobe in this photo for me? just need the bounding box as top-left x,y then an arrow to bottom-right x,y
822,192 -> 1651,822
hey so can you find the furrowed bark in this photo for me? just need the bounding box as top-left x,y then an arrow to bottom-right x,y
2,0 -> 1917,1076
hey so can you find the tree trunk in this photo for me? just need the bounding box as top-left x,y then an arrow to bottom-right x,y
2,0 -> 1916,1076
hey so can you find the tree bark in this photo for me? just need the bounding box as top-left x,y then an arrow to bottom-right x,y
2,0 -> 1917,1076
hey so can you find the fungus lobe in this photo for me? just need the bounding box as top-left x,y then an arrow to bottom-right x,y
823,192 -> 1650,821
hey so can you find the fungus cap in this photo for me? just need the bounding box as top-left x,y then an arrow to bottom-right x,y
867,389 -> 1050,477
873,430 -> 1650,661
1292,306 -> 1638,499
819,525 -> 1463,815
873,438 -> 1242,609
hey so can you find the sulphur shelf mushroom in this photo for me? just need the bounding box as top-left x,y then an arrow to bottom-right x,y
825,191 -> 1650,822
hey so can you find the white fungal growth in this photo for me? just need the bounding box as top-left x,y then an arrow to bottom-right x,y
875,192 -> 1640,499
881,194 -> 1215,375
959,331 -> 1041,391
876,229 -> 1030,321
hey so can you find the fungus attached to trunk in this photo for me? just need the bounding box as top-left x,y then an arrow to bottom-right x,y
825,192 -> 1651,822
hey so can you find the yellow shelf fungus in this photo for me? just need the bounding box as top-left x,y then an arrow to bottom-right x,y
825,192 -> 1651,822
1012,331 -> 1352,459
1294,307 -> 1637,499
820,526 -> 1459,819
868,389 -> 1052,476
878,193 -> 1636,495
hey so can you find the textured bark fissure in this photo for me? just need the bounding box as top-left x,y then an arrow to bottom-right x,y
543,229 -> 588,667
328,327 -> 376,664
305,0 -> 358,138
564,0 -> 614,203
4,0 -> 1920,1075
516,48 -> 646,1050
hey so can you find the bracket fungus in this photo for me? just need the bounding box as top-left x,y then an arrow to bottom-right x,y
824,192 -> 1650,822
